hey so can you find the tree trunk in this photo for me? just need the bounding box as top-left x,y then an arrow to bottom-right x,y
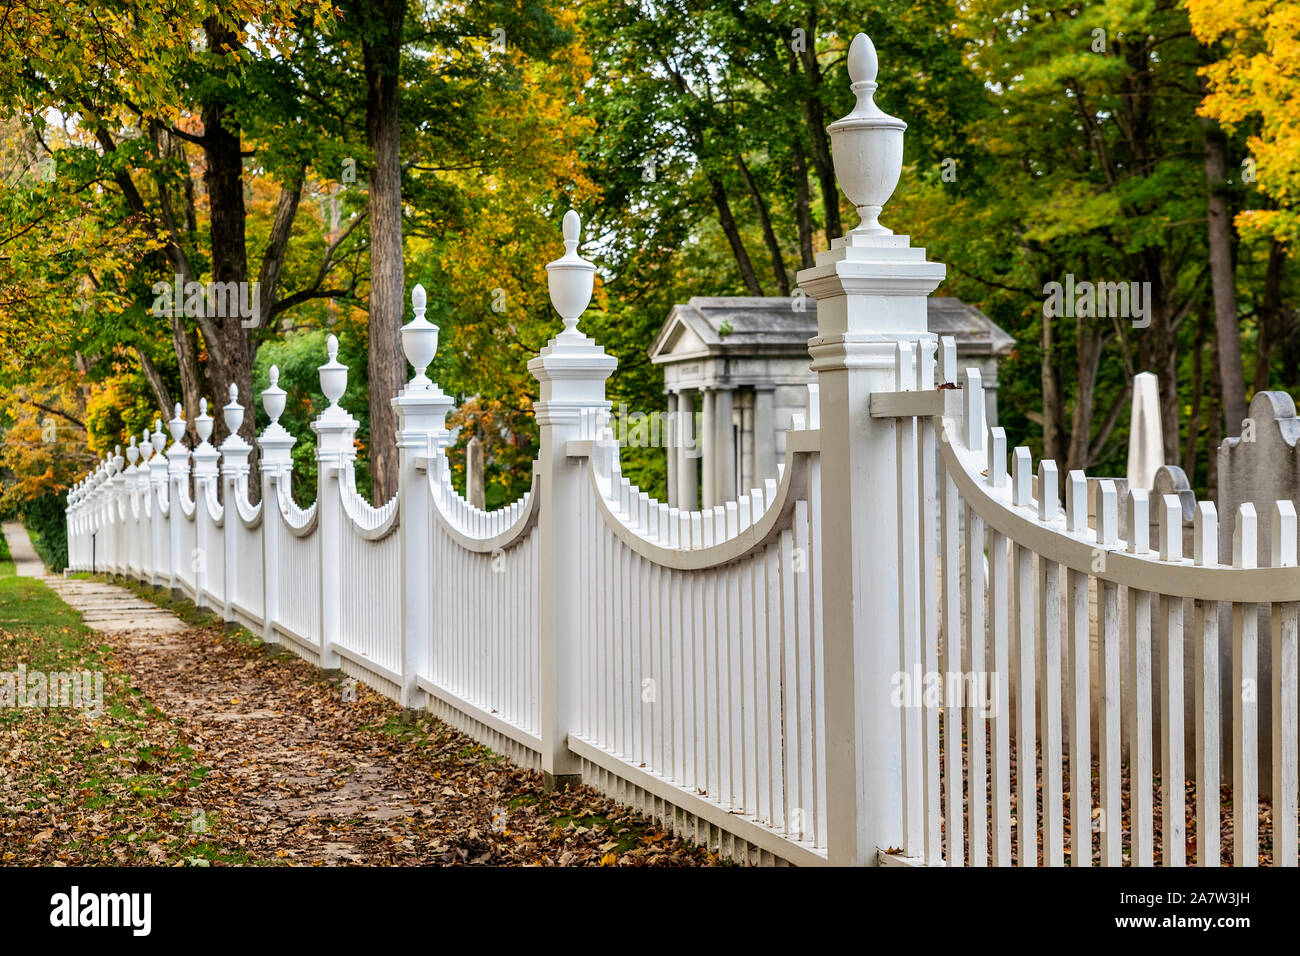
798,10 -> 841,239
1183,306 -> 1207,480
1203,113 -> 1246,438
1066,317 -> 1103,473
1041,311 -> 1064,464
134,347 -> 174,425
708,175 -> 764,296
792,139 -> 815,269
199,16 -> 255,450
735,151 -> 789,295
360,0 -> 408,504
1253,238 -> 1287,392
1207,324 -> 1223,502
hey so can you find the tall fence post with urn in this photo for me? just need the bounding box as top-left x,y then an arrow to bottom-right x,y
220,386 -> 252,624
394,284 -> 454,708
529,211 -> 618,788
258,367 -> 294,647
313,336 -> 355,671
165,404 -> 189,597
798,33 -> 947,865
191,399 -> 220,610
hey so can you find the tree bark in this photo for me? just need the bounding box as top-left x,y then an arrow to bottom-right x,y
1066,316 -> 1103,473
708,174 -> 764,296
798,10 -> 841,239
1183,306 -> 1208,480
1041,310 -> 1064,464
1203,112 -> 1246,437
734,151 -> 789,295
792,138 -> 815,269
134,347 -> 174,424
358,0 -> 408,504
199,16 -> 255,450
1253,238 -> 1287,392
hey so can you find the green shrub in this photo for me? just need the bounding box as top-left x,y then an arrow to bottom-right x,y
20,491 -> 68,573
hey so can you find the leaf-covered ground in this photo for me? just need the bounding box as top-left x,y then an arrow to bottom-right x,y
0,564 -> 718,866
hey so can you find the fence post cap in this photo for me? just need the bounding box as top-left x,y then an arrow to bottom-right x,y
827,32 -> 905,238
318,334 -> 349,409
546,209 -> 595,336
401,283 -> 441,388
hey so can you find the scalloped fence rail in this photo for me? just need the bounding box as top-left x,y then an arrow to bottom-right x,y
65,32 -> 1298,867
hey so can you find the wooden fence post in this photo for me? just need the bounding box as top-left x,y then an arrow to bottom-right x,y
528,211 -> 617,788
165,404 -> 190,597
393,285 -> 454,708
312,335 -> 356,671
219,385 -> 253,624
796,33 -> 946,865
191,399 -> 220,611
258,366 -> 295,646
148,420 -> 168,587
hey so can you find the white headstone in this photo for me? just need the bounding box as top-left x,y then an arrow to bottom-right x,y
1127,371 -> 1163,491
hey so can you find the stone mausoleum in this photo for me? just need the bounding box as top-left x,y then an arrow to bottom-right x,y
650,295 -> 1015,509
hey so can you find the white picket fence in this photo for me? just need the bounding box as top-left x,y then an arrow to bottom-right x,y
65,31 -> 1298,866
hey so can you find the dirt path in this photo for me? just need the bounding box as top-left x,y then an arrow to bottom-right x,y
106,623 -> 714,864
1,526 -> 712,866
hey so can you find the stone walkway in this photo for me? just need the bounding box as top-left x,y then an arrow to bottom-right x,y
3,521 -> 186,635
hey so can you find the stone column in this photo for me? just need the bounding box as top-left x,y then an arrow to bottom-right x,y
754,386 -> 776,484
677,389 -> 698,510
665,391 -> 679,507
701,388 -> 716,508
714,385 -> 736,503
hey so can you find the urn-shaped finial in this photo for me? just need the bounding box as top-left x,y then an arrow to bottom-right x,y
262,365 -> 287,425
151,419 -> 167,455
168,402 -> 186,443
195,397 -> 213,443
126,435 -> 140,466
546,210 -> 595,335
223,382 -> 245,435
827,33 -> 906,237
139,428 -> 152,464
401,284 -> 440,385
319,334 -> 348,407
112,444 -> 124,473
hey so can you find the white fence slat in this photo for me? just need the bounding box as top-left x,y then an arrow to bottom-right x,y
1013,540 -> 1036,867
921,395 -> 943,865
939,460 -> 963,865
898,365 -> 925,858
1274,601 -> 1299,868
1157,494 -> 1187,868
1273,502 -> 1299,868
988,527 -> 1012,866
964,510 -> 988,867
1232,505 -> 1259,866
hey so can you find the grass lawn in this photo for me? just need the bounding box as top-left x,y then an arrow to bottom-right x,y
0,547 -> 250,865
